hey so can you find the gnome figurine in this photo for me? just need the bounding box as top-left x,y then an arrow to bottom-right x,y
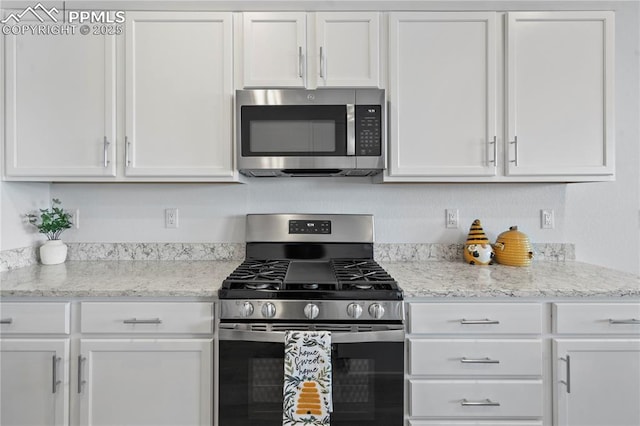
463,219 -> 495,265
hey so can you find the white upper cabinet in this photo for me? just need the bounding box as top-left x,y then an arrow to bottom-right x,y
387,12 -> 497,178
315,12 -> 380,87
4,29 -> 116,178
241,12 -> 380,88
506,12 -> 615,178
125,12 -> 234,178
242,12 -> 307,88
386,10 -> 615,182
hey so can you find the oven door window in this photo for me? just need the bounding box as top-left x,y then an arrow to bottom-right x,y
241,105 -> 347,156
218,340 -> 403,426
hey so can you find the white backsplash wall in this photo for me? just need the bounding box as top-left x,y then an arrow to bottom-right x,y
51,180 -> 567,243
1,182 -> 50,250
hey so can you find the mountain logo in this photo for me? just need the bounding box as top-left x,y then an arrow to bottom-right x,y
1,3 -> 60,24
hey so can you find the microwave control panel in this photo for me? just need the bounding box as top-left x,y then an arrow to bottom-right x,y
355,105 -> 382,156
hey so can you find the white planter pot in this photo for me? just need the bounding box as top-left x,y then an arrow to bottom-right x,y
40,240 -> 68,265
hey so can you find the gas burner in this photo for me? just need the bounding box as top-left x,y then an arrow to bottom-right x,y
245,282 -> 276,290
354,283 -> 373,290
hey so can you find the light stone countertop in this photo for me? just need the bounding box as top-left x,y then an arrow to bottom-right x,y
0,260 -> 638,299
382,261 -> 640,299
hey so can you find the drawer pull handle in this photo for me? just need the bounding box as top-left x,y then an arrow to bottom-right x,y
78,356 -> 86,394
609,318 -> 640,325
0,318 -> 13,325
123,318 -> 162,325
560,355 -> 571,393
461,398 -> 500,407
460,357 -> 500,364
52,355 -> 61,394
460,318 -> 500,325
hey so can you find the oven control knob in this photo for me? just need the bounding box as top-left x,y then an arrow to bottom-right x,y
304,303 -> 320,320
368,303 -> 385,319
261,302 -> 277,318
239,301 -> 254,318
347,303 -> 363,319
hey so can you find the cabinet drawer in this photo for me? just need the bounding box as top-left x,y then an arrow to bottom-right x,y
409,379 -> 543,418
409,339 -> 542,376
408,303 -> 542,334
81,302 -> 213,334
0,302 -> 70,334
410,421 -> 542,426
553,303 -> 640,334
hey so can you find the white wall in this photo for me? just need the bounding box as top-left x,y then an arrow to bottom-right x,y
0,182 -> 51,250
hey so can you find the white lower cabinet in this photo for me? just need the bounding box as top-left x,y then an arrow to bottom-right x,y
552,303 -> 640,426
74,301 -> 214,426
0,339 -> 70,426
1,300 -> 215,426
0,302 -> 71,426
407,302 -> 544,424
77,339 -> 212,426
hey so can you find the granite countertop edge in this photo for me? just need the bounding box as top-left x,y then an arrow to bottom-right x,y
0,259 -> 638,299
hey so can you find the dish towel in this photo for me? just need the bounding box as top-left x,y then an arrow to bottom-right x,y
283,330 -> 332,426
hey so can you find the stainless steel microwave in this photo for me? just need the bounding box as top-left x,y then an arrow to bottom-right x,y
236,89 -> 385,177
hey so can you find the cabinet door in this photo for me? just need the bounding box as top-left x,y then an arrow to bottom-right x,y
506,12 -> 614,177
78,339 -> 212,426
242,12 -> 306,87
0,339 -> 69,426
554,339 -> 640,426
388,13 -> 497,178
315,12 -> 380,87
4,29 -> 116,178
125,12 -> 233,177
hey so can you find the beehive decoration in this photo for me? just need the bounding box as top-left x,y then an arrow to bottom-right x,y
463,219 -> 495,265
493,226 -> 534,266
295,381 -> 323,416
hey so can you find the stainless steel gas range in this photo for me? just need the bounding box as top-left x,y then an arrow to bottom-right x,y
217,214 -> 404,426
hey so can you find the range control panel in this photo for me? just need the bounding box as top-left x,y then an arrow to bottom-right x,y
355,105 -> 382,156
289,220 -> 332,234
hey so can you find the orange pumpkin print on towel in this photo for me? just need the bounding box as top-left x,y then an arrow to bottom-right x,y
295,381 -> 323,416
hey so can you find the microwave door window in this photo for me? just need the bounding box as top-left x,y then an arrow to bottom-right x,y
250,121 -> 336,153
241,105 -> 347,156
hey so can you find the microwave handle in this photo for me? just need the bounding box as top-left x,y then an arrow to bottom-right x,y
347,104 -> 355,156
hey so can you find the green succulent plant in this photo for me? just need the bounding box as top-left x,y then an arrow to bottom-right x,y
27,198 -> 73,240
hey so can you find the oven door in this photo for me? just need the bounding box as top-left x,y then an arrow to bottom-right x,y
217,324 -> 404,426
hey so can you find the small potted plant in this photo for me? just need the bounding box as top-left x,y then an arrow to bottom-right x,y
27,198 -> 73,265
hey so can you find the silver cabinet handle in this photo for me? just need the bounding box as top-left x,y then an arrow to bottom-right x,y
460,318 -> 500,325
489,136 -> 497,165
123,318 -> 162,325
560,355 -> 571,393
510,136 -> 518,166
103,136 -> 110,168
0,318 -> 13,324
125,136 -> 131,167
52,355 -> 61,394
609,319 -> 640,325
461,398 -> 500,407
461,357 -> 500,364
319,46 -> 326,79
298,46 -> 304,78
77,356 -> 86,394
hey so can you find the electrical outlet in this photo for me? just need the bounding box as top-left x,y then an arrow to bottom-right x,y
541,209 -> 554,229
165,208 -> 178,229
446,209 -> 459,229
69,209 -> 80,229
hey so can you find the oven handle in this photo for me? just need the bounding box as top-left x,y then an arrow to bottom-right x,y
218,327 -> 404,343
